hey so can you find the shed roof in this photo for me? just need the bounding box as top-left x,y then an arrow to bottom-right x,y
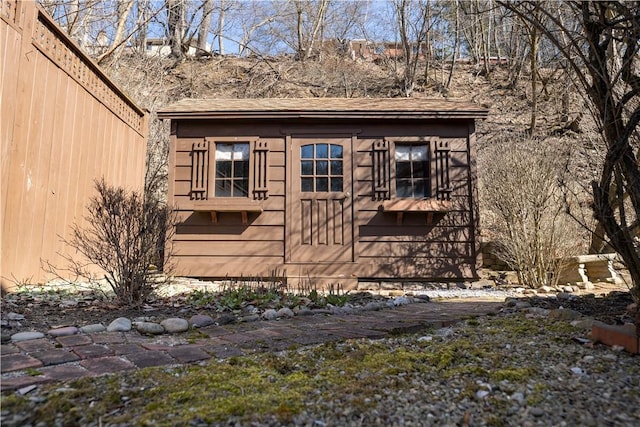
157,98 -> 488,120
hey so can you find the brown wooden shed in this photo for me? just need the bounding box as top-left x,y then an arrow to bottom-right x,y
158,98 -> 487,288
1,1 -> 147,291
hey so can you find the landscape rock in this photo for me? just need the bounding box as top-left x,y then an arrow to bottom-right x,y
262,309 -> 278,321
364,302 -> 384,311
393,296 -> 410,306
556,292 -> 574,301
11,331 -> 45,342
540,286 -> 553,293
160,318 -> 190,333
7,312 -> 25,321
549,308 -> 582,321
294,307 -> 314,316
570,318 -> 594,330
80,324 -> 106,334
107,317 -> 132,332
276,307 -> 295,318
134,322 -> 165,335
216,313 -> 236,325
47,326 -> 78,337
239,314 -> 260,322
189,314 -> 215,328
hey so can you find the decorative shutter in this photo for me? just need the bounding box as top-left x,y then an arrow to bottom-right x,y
253,140 -> 269,200
373,140 -> 390,200
435,140 -> 452,200
190,140 -> 209,200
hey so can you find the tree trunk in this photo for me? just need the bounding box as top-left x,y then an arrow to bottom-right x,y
198,0 -> 213,54
166,0 -> 184,59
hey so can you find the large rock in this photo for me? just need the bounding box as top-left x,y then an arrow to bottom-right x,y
262,309 -> 278,321
107,317 -> 132,332
80,324 -> 106,334
11,331 -> 45,342
47,326 -> 78,337
160,318 -> 189,333
189,314 -> 215,328
134,322 -> 165,335
276,307 -> 295,318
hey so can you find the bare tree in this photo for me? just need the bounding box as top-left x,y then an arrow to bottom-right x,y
501,1 -> 640,305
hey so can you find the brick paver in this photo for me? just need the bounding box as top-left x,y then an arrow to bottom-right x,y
56,335 -> 93,347
1,299 -> 503,391
125,350 -> 176,368
1,354 -> 43,373
15,338 -> 56,352
167,345 -> 211,363
39,365 -> 90,381
72,344 -> 114,359
81,356 -> 135,375
30,350 -> 80,366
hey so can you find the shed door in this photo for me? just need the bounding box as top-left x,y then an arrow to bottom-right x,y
289,138 -> 353,262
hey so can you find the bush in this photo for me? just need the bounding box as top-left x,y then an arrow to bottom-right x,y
480,136 -> 580,288
61,179 -> 175,305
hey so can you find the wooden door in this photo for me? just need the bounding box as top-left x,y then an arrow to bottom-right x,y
289,138 -> 353,262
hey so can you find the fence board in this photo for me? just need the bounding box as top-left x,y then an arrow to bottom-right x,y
0,0 -> 147,290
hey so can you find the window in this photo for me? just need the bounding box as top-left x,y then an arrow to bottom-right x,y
214,143 -> 249,197
300,143 -> 343,192
395,144 -> 430,198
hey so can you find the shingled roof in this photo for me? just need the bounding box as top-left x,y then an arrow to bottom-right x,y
157,98 -> 488,120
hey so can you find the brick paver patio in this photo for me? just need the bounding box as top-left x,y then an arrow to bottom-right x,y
1,300 -> 502,391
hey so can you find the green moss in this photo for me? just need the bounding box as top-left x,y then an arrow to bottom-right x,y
489,367 -> 535,382
23,368 -> 43,376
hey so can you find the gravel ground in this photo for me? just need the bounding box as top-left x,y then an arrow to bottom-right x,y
2,308 -> 638,427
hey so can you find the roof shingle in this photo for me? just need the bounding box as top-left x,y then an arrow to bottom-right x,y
157,98 -> 488,120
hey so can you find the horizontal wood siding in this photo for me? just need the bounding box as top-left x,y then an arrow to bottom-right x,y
168,118 -> 479,284
354,136 -> 475,280
172,134 -> 286,276
1,1 -> 147,290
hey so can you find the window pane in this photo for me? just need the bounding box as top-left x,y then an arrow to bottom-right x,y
316,144 -> 328,158
216,161 -> 231,178
316,177 -> 328,192
411,145 -> 428,161
330,144 -> 343,159
234,179 -> 249,197
216,144 -> 232,160
233,160 -> 249,178
316,160 -> 328,175
395,145 -> 410,161
331,177 -> 343,192
412,161 -> 428,178
301,145 -> 314,159
330,160 -> 343,175
301,177 -> 314,192
215,180 -> 231,197
301,160 -> 313,175
396,161 -> 411,178
233,143 -> 249,160
414,180 -> 428,198
396,179 -> 412,197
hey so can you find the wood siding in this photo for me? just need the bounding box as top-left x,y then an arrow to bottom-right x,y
1,1 -> 147,290
167,117 -> 480,287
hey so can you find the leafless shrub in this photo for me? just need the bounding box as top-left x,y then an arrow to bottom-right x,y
480,135 -> 580,288
53,179 -> 176,306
